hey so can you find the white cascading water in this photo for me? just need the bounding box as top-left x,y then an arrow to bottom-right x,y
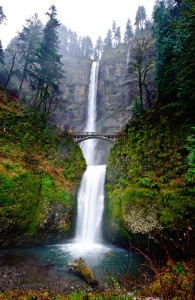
58,62 -> 138,276
75,61 -> 106,245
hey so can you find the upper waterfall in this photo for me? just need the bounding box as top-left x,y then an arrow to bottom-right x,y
85,61 -> 99,133
81,61 -> 99,166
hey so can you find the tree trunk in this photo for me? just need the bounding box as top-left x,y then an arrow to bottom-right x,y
139,74 -> 144,112
4,51 -> 18,89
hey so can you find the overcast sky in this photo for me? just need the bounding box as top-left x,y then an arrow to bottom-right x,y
0,0 -> 155,48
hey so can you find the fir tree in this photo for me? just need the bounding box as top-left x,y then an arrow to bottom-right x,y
124,18 -> 133,44
81,36 -> 93,58
103,30 -> 112,51
94,36 -> 103,60
17,14 -> 42,96
31,5 -> 64,118
135,6 -> 147,30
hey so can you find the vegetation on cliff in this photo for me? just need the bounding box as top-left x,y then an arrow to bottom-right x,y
0,88 -> 85,247
106,107 -> 194,252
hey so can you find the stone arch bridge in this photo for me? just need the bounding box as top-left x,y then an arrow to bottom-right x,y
71,131 -> 121,143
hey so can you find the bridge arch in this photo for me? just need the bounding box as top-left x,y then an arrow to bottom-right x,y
74,136 -> 114,144
72,132 -> 120,144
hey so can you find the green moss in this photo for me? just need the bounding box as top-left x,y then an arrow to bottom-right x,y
0,93 -> 85,246
106,107 -> 195,251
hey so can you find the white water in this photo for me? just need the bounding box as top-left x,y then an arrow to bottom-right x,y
75,61 -> 106,246
81,61 -> 99,166
75,165 -> 106,244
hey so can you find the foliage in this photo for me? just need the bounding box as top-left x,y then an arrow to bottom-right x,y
124,19 -> 133,44
153,0 -> 195,111
131,96 -> 142,116
103,29 -> 113,52
144,258 -> 195,299
153,1 -> 179,102
186,127 -> 195,183
0,90 -> 85,246
106,106 -> 195,254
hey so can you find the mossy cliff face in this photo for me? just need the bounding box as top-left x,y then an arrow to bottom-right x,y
51,53 -> 92,131
0,91 -> 85,247
105,107 -> 195,255
97,44 -> 130,132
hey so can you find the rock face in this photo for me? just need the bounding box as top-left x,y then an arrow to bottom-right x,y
97,44 -> 131,132
0,200 -> 75,248
51,53 -> 92,132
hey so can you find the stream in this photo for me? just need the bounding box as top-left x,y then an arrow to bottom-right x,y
0,243 -> 142,282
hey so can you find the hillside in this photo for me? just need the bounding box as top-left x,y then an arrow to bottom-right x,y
0,88 -> 85,247
105,105 -> 195,258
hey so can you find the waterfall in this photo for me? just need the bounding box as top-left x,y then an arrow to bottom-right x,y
75,61 -> 106,245
81,61 -> 99,166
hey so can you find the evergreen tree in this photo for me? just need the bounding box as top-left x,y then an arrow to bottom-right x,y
152,0 -> 195,111
124,18 -> 133,44
103,29 -> 112,51
81,36 -> 93,58
173,0 -> 195,109
153,1 -> 179,102
30,5 -> 64,117
112,20 -> 117,47
135,6 -> 147,30
68,30 -> 81,56
17,14 -> 42,96
115,26 -> 121,45
94,36 -> 103,60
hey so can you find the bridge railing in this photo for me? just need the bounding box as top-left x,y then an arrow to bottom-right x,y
72,131 -> 121,136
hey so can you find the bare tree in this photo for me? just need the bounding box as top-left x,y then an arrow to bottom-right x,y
3,38 -> 20,88
128,31 -> 155,111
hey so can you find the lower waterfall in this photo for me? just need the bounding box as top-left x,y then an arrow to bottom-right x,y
75,165 -> 106,244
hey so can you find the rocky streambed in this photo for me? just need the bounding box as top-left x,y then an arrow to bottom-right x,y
0,253 -> 88,295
